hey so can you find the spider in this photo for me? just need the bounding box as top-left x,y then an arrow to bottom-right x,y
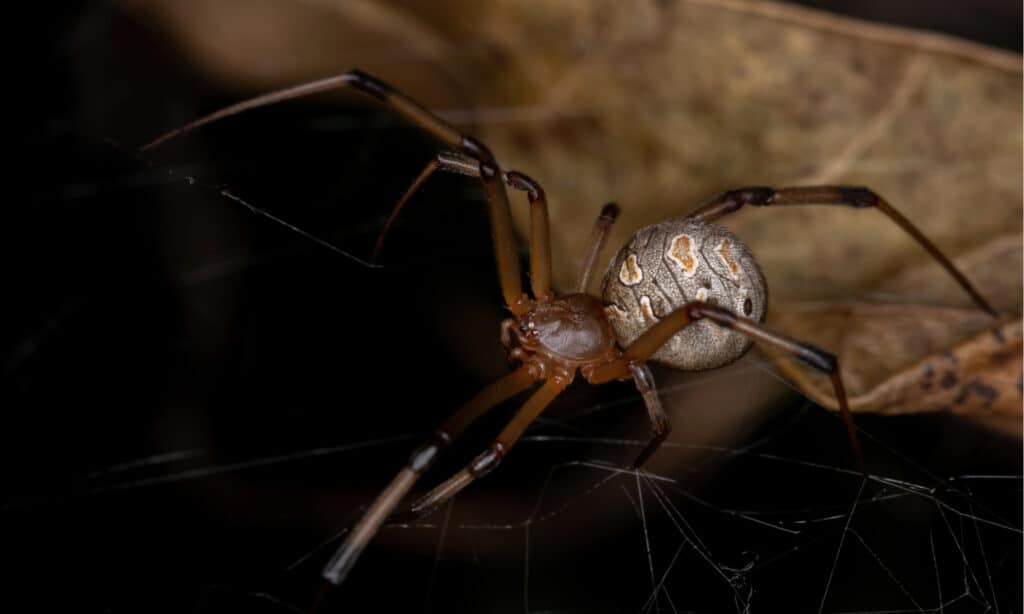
142,69 -> 997,590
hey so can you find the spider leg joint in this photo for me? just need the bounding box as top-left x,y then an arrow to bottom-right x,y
408,437 -> 445,472
469,443 -> 506,477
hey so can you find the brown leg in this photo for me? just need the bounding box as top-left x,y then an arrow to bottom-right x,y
407,376 -> 570,516
590,302 -> 864,471
141,70 -> 466,151
321,367 -> 536,586
684,185 -> 997,317
505,171 -> 553,302
371,150 -> 555,302
371,156 -> 442,262
142,69 -> 529,315
500,318 -> 518,354
374,149 -> 557,302
629,364 -> 672,468
371,152 -> 484,262
576,203 -> 620,294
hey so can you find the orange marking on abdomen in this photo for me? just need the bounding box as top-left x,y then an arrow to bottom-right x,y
604,304 -> 630,320
618,253 -> 643,286
667,234 -> 698,276
640,296 -> 659,323
716,239 -> 740,277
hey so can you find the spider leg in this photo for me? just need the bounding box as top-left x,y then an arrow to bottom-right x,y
589,302 -> 864,471
506,171 -> 553,301
576,203 -> 620,293
321,367 -> 536,586
371,155 -> 444,261
372,150 -> 555,302
629,363 -> 672,468
407,376 -> 570,517
683,185 -> 997,316
141,70 -> 463,151
142,69 -> 529,314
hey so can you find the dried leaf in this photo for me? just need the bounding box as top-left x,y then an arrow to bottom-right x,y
465,2 -> 1022,303
117,0 -> 468,105
769,305 -> 1021,416
766,233 -> 1022,419
127,1 -> 1020,301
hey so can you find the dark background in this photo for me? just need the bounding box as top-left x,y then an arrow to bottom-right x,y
6,2 -> 1021,612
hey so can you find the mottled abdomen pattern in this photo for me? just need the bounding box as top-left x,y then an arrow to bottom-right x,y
601,219 -> 767,371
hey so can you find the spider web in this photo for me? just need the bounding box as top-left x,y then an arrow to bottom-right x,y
8,122 -> 1021,614
7,353 -> 1016,614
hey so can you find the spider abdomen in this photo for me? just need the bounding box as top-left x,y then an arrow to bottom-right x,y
601,219 -> 767,371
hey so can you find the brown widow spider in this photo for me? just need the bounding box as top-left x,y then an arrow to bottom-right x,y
142,69 -> 997,590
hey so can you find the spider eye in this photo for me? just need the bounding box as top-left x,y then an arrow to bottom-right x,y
743,298 -> 753,316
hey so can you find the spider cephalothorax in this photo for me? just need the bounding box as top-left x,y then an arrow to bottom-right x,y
505,293 -> 618,383
141,68 -> 997,595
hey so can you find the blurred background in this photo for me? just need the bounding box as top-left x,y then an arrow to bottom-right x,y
7,1 -> 1022,612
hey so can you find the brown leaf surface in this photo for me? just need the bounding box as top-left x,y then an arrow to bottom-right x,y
127,0 -> 1022,423
125,0 -> 1020,297
766,233 -> 1021,421
463,2 -> 1022,303
770,305 -> 1021,414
